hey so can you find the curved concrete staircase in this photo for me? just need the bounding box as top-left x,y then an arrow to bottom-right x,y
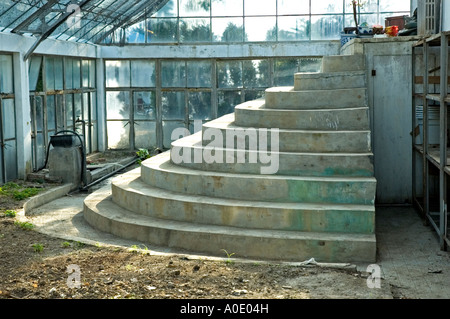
84,54 -> 377,263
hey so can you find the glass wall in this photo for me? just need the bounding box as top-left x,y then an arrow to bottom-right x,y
0,54 -> 17,183
105,57 -> 321,150
105,0 -> 411,44
29,55 -> 97,172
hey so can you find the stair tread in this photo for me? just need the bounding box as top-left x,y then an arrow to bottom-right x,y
172,131 -> 374,156
86,188 -> 376,242
235,100 -> 369,112
144,151 -> 376,183
115,166 -> 375,210
203,114 -> 371,133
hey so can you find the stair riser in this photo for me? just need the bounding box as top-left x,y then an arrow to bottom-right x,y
200,126 -> 371,153
265,88 -> 368,109
128,166 -> 376,205
322,55 -> 365,73
171,142 -> 374,177
234,107 -> 370,131
294,72 -> 366,91
112,183 -> 375,233
84,200 -> 376,263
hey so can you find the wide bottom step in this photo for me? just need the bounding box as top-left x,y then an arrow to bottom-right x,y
84,187 -> 376,263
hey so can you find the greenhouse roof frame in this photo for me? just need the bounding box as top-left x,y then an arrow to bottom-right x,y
0,0 -> 169,57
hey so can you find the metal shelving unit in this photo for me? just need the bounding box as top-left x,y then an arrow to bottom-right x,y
412,31 -> 450,249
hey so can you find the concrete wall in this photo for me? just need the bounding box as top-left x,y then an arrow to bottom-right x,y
100,41 -> 341,59
341,36 -> 420,204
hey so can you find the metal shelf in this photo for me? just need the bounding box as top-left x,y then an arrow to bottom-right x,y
412,32 -> 450,250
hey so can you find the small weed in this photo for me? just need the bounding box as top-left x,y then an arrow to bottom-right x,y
14,221 -> 35,231
4,210 -> 16,217
13,188 -> 40,200
136,149 -> 151,165
221,249 -> 236,264
75,241 -> 85,248
32,243 -> 44,253
61,241 -> 71,248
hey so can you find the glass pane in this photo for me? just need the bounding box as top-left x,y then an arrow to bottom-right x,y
134,91 -> 156,120
379,0 -> 410,12
91,92 -> 97,121
278,16 -> 310,41
278,0 -> 309,15
126,21 -> 146,43
357,0 -> 379,13
152,0 -> 178,17
299,58 -> 322,73
2,99 -> 15,140
243,60 -> 270,88
0,55 -> 13,94
54,58 -> 63,90
73,59 -> 81,89
107,121 -> 130,149
188,92 -> 212,120
4,140 -> 17,181
245,16 -> 276,41
162,61 -> 186,87
46,95 -> 56,131
131,60 -> 156,87
29,56 -> 42,92
89,60 -> 96,89
66,94 -> 74,129
45,57 -> 55,91
74,93 -> 82,124
56,94 -> 64,132
35,132 -> 46,171
83,93 -> 90,123
187,61 -> 212,87
212,18 -> 244,42
35,96 -> 44,132
217,61 -> 242,88
311,15 -> 343,40
106,91 -> 130,120
218,91 -> 241,116
180,18 -> 211,42
163,120 -> 186,149
179,0 -> 210,17
162,91 -> 186,120
245,0 -> 276,15
212,0 -> 243,16
245,90 -> 265,101
358,13 -> 380,28
311,0 -> 343,14
274,59 -> 298,86
147,18 -> 178,43
105,60 -> 130,88
82,60 -> 90,88
91,122 -> 98,152
135,121 -> 157,149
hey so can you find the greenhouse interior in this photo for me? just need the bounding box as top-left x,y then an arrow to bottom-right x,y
1,0 -> 450,265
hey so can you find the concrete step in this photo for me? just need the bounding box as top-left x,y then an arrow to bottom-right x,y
234,99 -> 370,131
201,114 -> 371,153
171,133 -> 374,177
112,171 -> 375,233
265,87 -> 367,110
141,152 -> 376,205
322,55 -> 365,73
84,188 -> 377,263
294,71 -> 366,91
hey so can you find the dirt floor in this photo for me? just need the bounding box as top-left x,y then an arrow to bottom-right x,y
0,151 -> 395,301
0,212 -> 392,300
0,196 -> 393,301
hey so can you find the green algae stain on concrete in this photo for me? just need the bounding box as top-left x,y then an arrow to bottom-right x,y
286,179 -> 375,205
